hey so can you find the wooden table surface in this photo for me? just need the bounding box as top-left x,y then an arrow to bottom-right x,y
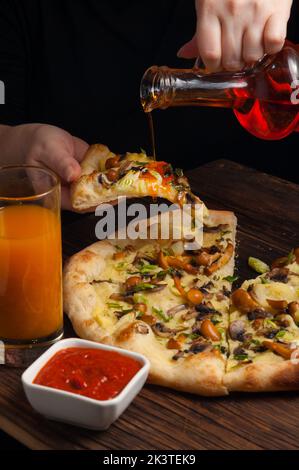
1,159 -> 299,450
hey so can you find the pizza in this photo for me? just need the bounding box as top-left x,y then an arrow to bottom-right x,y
225,249 -> 299,392
64,210 -> 237,396
71,144 -> 208,215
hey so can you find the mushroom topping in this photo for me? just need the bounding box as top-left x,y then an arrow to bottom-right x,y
205,243 -> 234,276
247,309 -> 273,321
106,169 -> 120,182
109,293 -> 134,304
172,351 -> 185,361
182,309 -> 198,321
189,341 -> 212,354
125,276 -> 142,291
267,299 -> 288,311
166,304 -> 188,317
288,301 -> 299,324
196,250 -> 221,267
151,322 -> 176,338
263,329 -> 280,339
98,173 -> 114,188
141,315 -> 156,326
186,288 -> 204,306
133,253 -> 156,266
105,155 -> 121,170
135,323 -> 149,335
167,338 -> 182,350
200,319 -> 221,342
262,340 -> 292,359
173,275 -> 187,298
195,303 -> 217,320
229,320 -> 246,341
203,224 -> 230,234
274,314 -> 291,328
134,303 -> 147,314
167,255 -> 198,275
266,268 -> 289,283
231,288 -> 259,313
198,281 -> 215,294
141,284 -> 167,294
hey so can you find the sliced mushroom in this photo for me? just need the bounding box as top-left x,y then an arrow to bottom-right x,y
196,250 -> 221,267
141,315 -> 157,326
262,340 -> 292,359
266,267 -> 289,283
205,243 -> 234,276
200,319 -> 221,342
144,284 -> 167,294
247,309 -> 273,321
267,298 -> 288,311
203,224 -> 229,233
229,320 -> 246,341
189,341 -> 212,354
151,322 -> 176,338
135,323 -> 149,335
167,304 -> 188,317
182,309 -> 198,321
231,288 -> 259,313
109,293 -> 134,304
167,338 -> 182,350
173,276 -> 187,298
172,351 -> 185,361
288,301 -> 299,324
158,250 -> 169,270
98,173 -> 114,188
166,255 -> 198,275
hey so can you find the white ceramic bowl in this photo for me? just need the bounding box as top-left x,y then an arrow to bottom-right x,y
22,338 -> 150,430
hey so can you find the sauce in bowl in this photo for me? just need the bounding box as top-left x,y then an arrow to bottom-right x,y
34,347 -> 142,401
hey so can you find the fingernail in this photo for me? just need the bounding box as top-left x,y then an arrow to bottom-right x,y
66,169 -> 75,183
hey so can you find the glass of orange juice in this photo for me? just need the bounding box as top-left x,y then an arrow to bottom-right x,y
0,165 -> 63,357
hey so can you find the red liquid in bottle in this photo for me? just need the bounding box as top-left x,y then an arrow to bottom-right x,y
141,43 -> 299,140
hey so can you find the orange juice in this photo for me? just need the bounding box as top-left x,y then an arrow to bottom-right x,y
0,205 -> 62,341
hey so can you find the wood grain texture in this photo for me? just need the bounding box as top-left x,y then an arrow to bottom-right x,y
1,159 -> 299,450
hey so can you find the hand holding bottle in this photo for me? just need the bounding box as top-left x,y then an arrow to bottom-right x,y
178,0 -> 293,72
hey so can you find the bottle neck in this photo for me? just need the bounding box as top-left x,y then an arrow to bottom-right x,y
140,66 -> 250,112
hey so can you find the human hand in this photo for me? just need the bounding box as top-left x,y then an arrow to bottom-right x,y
178,0 -> 293,71
23,124 -> 89,210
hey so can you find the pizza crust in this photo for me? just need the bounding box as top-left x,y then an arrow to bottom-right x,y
70,144 -> 208,216
225,360 -> 299,392
63,210 -> 237,396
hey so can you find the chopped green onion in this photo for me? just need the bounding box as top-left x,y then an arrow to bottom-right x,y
223,275 -> 239,283
234,354 -> 249,361
152,307 -> 169,322
275,330 -> 286,339
248,257 -> 270,274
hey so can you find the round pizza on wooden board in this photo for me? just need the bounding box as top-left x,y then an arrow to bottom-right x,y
64,210 -> 237,396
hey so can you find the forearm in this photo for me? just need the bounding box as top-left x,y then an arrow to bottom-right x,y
0,123 -> 42,165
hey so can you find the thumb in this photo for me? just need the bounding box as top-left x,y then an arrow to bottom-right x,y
177,35 -> 199,59
54,136 -> 89,183
73,136 -> 89,163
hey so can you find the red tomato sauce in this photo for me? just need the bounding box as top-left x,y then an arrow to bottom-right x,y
34,348 -> 142,401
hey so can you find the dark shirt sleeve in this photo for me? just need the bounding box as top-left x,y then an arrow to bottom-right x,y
0,0 -> 30,125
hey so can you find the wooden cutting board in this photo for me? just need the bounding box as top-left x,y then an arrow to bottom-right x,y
1,159 -> 299,450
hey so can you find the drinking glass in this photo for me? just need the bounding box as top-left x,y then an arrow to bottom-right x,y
0,165 -> 63,360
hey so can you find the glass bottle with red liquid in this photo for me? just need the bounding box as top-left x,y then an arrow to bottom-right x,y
140,41 -> 299,140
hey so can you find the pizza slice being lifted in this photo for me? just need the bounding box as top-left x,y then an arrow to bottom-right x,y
64,210 -> 237,396
71,144 -> 208,215
226,250 -> 299,392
